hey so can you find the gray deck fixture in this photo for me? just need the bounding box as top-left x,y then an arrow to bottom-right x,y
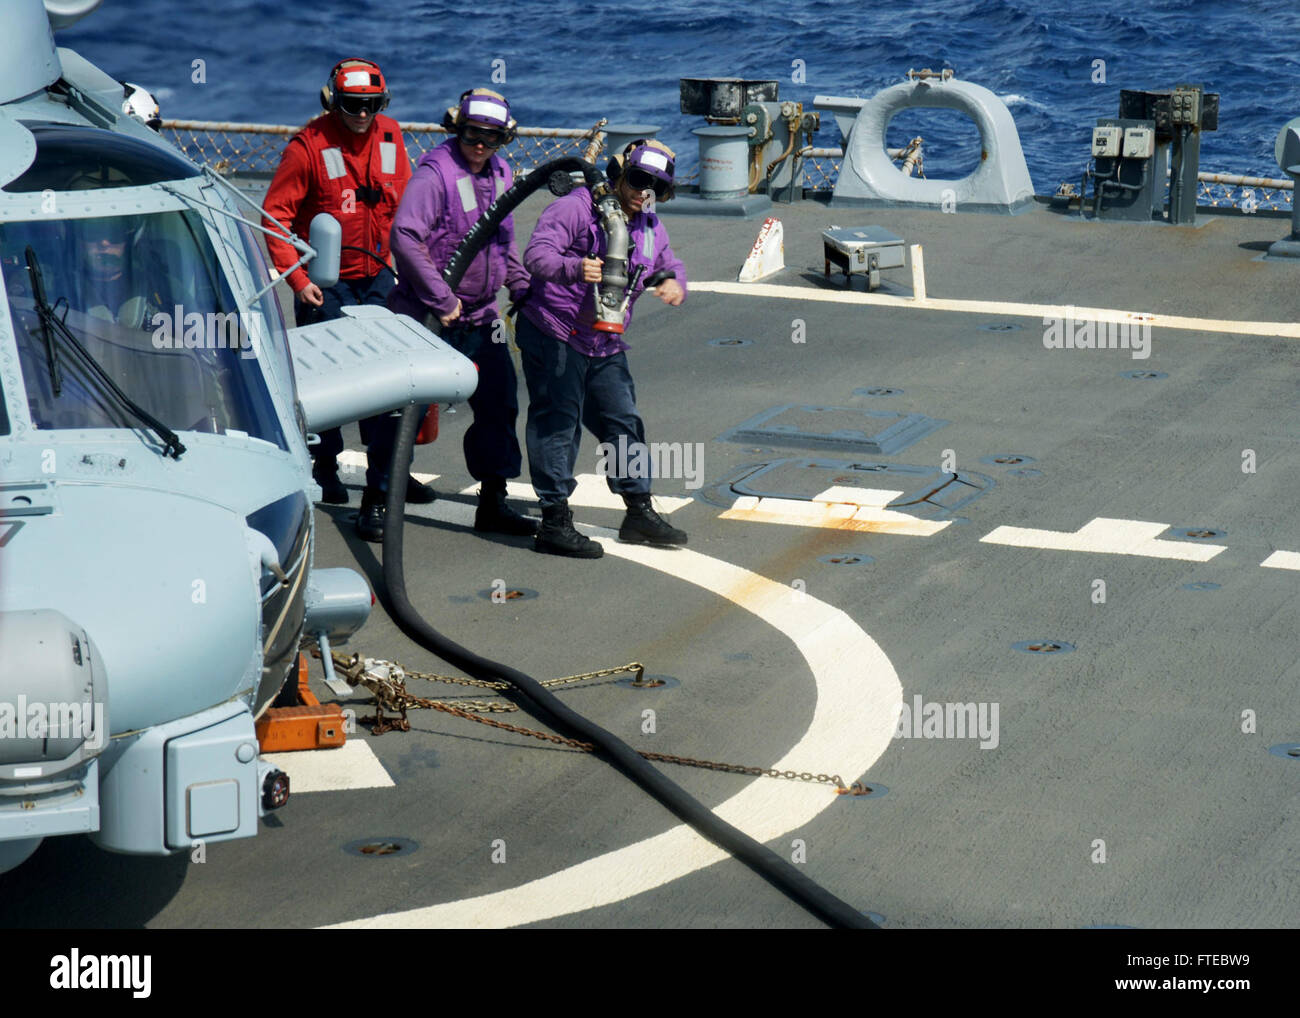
1266,116 -> 1300,259
822,226 -> 905,290
817,72 -> 1034,213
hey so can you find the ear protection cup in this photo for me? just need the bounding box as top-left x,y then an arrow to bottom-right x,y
605,138 -> 648,183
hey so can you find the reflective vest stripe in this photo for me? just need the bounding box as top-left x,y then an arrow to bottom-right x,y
642,225 -> 656,261
456,175 -> 477,214
321,147 -> 346,180
379,142 -> 397,175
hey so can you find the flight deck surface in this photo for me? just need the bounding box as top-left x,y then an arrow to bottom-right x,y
4,192 -> 1297,929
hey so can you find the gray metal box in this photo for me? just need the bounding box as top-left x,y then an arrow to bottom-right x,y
164,712 -> 258,848
822,226 -> 905,289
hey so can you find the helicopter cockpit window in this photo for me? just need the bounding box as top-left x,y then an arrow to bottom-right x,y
4,123 -> 198,193
0,210 -> 287,449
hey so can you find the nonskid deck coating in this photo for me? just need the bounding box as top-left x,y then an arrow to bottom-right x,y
3,192 -> 1298,928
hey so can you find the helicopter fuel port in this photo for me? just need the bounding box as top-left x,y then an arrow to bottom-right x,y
255,653 -> 347,753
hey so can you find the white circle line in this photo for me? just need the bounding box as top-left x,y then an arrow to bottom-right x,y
325,510 -> 902,928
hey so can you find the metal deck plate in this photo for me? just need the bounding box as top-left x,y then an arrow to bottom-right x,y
717,404 -> 948,455
731,458 -> 993,519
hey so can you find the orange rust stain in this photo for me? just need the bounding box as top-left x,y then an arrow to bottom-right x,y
721,507 -> 922,534
624,524 -> 852,666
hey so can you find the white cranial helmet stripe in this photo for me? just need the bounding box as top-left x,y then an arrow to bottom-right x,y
466,99 -> 508,125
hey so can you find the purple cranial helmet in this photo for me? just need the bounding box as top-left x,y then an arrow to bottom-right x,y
460,89 -> 511,130
444,88 -> 518,145
627,141 -> 674,185
616,140 -> 676,203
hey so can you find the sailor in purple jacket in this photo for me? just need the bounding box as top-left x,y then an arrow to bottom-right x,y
387,88 -> 537,539
517,139 -> 688,559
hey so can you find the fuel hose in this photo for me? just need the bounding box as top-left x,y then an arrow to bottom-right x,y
381,157 -> 875,930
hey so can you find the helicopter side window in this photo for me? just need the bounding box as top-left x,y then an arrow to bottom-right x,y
3,123 -> 198,193
0,211 -> 286,449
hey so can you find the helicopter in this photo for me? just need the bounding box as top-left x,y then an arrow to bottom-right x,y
0,0 -> 477,874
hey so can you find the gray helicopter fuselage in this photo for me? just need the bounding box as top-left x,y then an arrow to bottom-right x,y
0,7 -> 476,873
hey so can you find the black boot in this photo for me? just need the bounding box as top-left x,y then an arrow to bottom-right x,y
406,475 -> 438,505
475,478 -> 538,536
356,487 -> 386,543
619,494 -> 687,546
534,501 -> 602,558
312,462 -> 349,505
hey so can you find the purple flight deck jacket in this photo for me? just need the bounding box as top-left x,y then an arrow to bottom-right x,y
521,189 -> 687,357
388,139 -> 528,327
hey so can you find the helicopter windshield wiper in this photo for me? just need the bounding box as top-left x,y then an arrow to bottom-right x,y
22,247 -> 186,460
24,247 -> 62,397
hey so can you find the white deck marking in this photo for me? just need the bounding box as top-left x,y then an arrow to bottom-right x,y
336,449 -> 439,486
1260,550 -> 1300,570
262,740 -> 394,794
721,488 -> 950,537
981,517 -> 1225,561
693,281 -> 1300,340
459,474 -> 693,513
813,485 -> 901,507
326,515 -> 902,928
333,457 -> 688,513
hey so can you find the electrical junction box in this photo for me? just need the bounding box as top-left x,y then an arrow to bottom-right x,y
1171,87 -> 1200,126
1092,125 -> 1122,157
1122,127 -> 1154,159
1092,118 -> 1159,223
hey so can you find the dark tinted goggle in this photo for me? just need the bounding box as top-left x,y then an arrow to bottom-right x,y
338,94 -> 383,116
626,167 -> 670,199
461,125 -> 507,148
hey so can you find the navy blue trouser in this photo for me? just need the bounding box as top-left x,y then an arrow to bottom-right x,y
440,321 -> 524,482
515,314 -> 650,506
294,272 -> 416,492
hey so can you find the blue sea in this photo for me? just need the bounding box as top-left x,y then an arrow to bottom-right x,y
61,0 -> 1300,190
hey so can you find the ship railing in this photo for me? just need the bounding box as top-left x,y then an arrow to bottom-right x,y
160,120 -> 1291,211
161,119 -> 612,179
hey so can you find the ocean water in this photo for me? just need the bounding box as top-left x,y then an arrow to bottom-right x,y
59,0 -> 1300,190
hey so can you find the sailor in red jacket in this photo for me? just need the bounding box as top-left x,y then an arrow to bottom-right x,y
262,58 -> 434,530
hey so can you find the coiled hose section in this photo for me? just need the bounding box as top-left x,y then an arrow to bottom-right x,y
382,156 -> 875,929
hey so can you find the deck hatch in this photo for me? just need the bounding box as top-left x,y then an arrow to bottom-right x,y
718,404 -> 947,455
729,457 -> 992,520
